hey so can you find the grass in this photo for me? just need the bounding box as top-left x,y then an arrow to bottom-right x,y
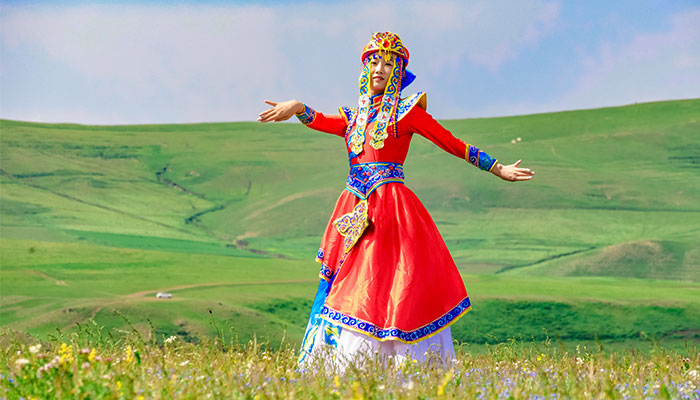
1,323 -> 698,399
2,237 -> 699,352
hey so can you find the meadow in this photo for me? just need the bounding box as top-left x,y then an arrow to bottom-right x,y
1,98 -> 699,360
1,325 -> 699,399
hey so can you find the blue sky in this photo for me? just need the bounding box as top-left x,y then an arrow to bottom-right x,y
1,0 -> 698,124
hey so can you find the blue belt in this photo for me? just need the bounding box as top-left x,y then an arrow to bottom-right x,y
345,162 -> 404,200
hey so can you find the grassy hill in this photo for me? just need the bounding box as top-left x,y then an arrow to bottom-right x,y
1,99 -> 699,349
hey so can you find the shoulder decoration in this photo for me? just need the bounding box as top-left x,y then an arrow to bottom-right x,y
396,92 -> 427,121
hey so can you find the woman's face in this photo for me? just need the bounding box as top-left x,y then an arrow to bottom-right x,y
369,52 -> 395,95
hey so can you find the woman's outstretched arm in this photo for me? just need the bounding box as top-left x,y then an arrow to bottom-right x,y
406,106 -> 534,182
258,99 -> 347,137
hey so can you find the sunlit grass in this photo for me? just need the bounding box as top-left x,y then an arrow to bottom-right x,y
1,319 -> 698,399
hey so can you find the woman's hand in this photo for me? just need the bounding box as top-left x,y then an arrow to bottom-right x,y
491,160 -> 535,182
257,100 -> 304,123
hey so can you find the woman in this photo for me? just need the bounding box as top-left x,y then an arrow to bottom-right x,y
258,32 -> 534,367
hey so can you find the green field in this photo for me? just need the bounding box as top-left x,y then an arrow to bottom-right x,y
1,99 -> 699,350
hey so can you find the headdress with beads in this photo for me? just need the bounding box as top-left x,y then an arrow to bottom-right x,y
348,32 -> 414,157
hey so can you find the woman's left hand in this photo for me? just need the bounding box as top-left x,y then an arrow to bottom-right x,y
491,160 -> 535,182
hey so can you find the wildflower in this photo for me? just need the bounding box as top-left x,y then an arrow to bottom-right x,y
403,380 -> 415,390
137,396 -> 145,400
88,348 -> 97,363
29,344 -> 42,354
334,375 -> 341,388
437,369 -> 453,396
124,346 -> 134,364
81,362 -> 90,369
15,358 -> 30,367
58,343 -> 74,365
351,381 -> 363,399
165,336 -> 177,344
179,360 -> 190,367
116,381 -> 122,390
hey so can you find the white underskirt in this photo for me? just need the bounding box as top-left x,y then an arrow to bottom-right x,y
302,322 -> 455,369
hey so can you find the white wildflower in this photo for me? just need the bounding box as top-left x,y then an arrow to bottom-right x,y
165,336 -> 177,344
15,358 -> 30,367
29,344 -> 42,354
688,370 -> 698,378
179,360 -> 190,366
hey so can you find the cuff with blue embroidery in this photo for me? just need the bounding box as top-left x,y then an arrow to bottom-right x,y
466,144 -> 498,172
295,104 -> 317,125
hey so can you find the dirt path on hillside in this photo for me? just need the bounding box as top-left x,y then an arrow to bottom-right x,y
125,279 -> 317,299
53,279 -> 316,332
24,269 -> 69,286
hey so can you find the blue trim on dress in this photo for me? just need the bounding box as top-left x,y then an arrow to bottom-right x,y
345,162 -> 405,200
320,296 -> 471,343
467,144 -> 497,171
295,104 -> 317,125
319,263 -> 334,282
298,276 -> 342,365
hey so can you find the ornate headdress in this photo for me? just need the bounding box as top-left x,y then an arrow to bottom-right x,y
349,32 -> 414,156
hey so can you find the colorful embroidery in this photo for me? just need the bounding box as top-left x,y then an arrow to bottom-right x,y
320,296 -> 471,344
319,263 -> 334,282
333,199 -> 369,253
298,278 -> 334,364
368,57 -> 403,150
352,32 -> 410,156
466,144 -> 498,172
324,323 -> 341,347
396,92 -> 426,121
342,92 -> 426,157
295,104 -> 316,125
345,162 -> 404,200
360,32 -> 410,65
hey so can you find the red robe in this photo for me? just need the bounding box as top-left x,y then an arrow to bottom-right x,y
301,92 -> 484,343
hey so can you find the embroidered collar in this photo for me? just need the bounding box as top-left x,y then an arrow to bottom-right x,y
370,93 -> 383,107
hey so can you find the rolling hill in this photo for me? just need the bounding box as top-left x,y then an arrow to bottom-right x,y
1,99 -> 699,349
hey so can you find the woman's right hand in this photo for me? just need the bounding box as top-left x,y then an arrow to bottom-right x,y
257,100 -> 304,123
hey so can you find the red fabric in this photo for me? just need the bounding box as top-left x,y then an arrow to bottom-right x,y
306,100 -> 470,334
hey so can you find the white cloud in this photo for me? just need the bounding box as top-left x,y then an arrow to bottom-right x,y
548,8 -> 700,113
0,1 -> 560,124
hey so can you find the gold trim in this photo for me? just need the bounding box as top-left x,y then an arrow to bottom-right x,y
396,92 -> 427,122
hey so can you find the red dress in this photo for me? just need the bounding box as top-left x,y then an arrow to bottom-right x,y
299,92 -> 493,345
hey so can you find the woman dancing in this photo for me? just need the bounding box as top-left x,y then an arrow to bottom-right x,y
258,32 -> 534,366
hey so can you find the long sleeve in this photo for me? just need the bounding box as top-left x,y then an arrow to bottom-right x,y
403,105 -> 466,159
296,104 -> 347,138
404,106 -> 498,171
